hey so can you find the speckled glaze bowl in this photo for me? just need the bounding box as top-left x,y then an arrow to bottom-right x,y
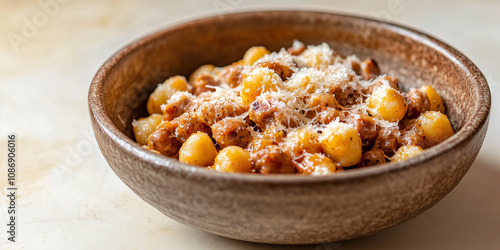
88,11 -> 490,244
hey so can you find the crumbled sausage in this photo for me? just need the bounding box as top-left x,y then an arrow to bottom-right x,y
287,42 -> 306,56
192,75 -> 220,95
399,118 -> 424,147
162,92 -> 194,121
212,118 -> 252,148
359,149 -> 387,167
361,58 -> 380,80
147,121 -> 182,157
249,98 -> 298,128
247,138 -> 276,154
400,118 -> 417,131
405,88 -> 430,118
305,94 -> 340,120
347,113 -> 379,150
306,93 -> 341,112
364,75 -> 400,95
330,83 -> 363,106
219,64 -> 243,88
255,61 -> 293,81
400,129 -> 425,148
373,126 -> 401,156
197,93 -> 248,126
314,108 -> 344,125
346,56 -> 361,75
252,145 -> 296,174
175,112 -> 212,142
249,99 -> 275,128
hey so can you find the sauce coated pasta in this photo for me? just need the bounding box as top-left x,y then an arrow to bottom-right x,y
132,41 -> 454,175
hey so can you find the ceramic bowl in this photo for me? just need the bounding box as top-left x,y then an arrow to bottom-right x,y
88,11 -> 491,244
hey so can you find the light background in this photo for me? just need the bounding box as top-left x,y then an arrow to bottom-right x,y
0,0 -> 499,249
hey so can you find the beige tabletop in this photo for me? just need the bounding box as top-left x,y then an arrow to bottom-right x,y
1,0 -> 499,249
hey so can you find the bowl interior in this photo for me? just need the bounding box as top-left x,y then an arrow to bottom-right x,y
96,10 -> 488,172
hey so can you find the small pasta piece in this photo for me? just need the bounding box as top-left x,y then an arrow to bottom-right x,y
416,111 -> 454,147
243,46 -> 270,66
299,43 -> 334,69
286,75 -> 315,95
147,76 -> 190,114
367,85 -> 408,122
420,85 -> 445,113
132,114 -> 163,146
213,146 -> 253,173
300,154 -> 338,175
391,145 -> 424,162
319,121 -> 362,167
179,132 -> 218,166
188,64 -> 216,83
241,67 -> 282,105
284,127 -> 322,158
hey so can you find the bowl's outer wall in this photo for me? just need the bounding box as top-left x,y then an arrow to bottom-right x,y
89,11 -> 490,244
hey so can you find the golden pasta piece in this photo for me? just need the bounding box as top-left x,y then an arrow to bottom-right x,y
420,85 -> 445,113
391,145 -> 424,162
416,111 -> 454,147
300,43 -> 334,68
132,114 -> 163,146
188,64 -> 216,83
286,75 -> 316,95
284,127 -> 322,158
179,132 -> 218,166
243,46 -> 270,66
320,122 -> 362,167
147,75 -> 190,114
367,85 -> 408,122
240,67 -> 282,105
213,146 -> 253,173
300,154 -> 338,175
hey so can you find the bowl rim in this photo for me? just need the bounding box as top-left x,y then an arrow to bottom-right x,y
88,10 -> 491,184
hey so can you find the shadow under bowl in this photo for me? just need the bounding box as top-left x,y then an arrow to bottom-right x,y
88,11 -> 491,244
